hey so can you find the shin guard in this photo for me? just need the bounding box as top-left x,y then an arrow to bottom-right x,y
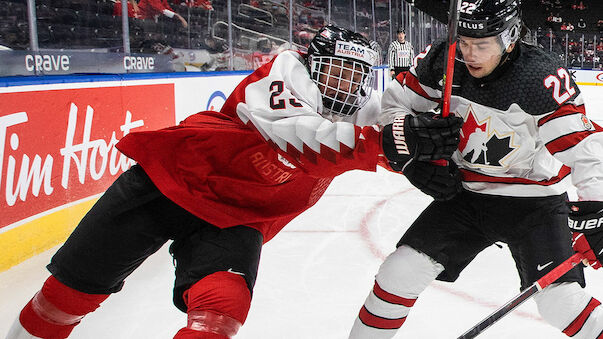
349,245 -> 444,339
14,276 -> 109,339
174,271 -> 251,339
535,282 -> 603,339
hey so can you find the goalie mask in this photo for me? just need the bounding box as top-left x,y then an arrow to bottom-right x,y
307,25 -> 377,117
455,0 -> 521,73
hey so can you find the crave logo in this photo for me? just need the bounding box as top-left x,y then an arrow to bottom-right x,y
0,84 -> 175,229
459,105 -> 519,168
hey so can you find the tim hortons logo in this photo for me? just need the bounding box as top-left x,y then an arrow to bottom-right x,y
0,103 -> 142,207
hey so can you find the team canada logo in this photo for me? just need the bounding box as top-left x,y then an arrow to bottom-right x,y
458,106 -> 519,167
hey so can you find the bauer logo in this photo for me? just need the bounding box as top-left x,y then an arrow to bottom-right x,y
206,91 -> 227,111
568,217 -> 603,231
0,84 -> 174,229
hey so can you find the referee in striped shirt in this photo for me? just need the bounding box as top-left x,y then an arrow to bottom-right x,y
387,28 -> 415,79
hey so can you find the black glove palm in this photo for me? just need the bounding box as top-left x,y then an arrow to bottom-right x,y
401,160 -> 463,201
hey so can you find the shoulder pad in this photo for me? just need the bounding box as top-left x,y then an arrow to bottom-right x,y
413,39 -> 447,89
496,45 -> 581,114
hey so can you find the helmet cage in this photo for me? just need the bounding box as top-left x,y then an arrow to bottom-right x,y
309,55 -> 374,117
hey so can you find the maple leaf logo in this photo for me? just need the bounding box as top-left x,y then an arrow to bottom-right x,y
459,106 -> 518,167
459,108 -> 487,153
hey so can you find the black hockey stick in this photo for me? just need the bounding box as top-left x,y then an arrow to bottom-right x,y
456,252 -> 584,339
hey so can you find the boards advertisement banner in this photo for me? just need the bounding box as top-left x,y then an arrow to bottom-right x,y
0,84 -> 175,231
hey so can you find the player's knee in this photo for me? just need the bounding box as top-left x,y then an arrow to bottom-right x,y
534,282 -> 591,330
176,271 -> 251,338
15,275 -> 109,339
376,245 -> 443,297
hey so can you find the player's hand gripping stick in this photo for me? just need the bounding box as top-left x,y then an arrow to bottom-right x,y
382,113 -> 462,170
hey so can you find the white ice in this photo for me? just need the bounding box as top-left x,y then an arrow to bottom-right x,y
1,86 -> 603,339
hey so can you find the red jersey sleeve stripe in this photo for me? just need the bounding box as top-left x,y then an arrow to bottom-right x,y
404,72 -> 441,103
358,306 -> 407,329
373,282 -> 417,307
563,297 -> 601,336
546,131 -> 595,154
460,166 -> 571,186
395,71 -> 407,84
537,104 -> 585,127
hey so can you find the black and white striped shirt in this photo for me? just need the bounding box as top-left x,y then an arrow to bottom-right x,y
387,40 -> 415,68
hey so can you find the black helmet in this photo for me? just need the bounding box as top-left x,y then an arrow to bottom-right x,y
307,25 -> 377,117
458,0 -> 521,48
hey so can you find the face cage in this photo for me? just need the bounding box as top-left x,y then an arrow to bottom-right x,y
309,55 -> 374,117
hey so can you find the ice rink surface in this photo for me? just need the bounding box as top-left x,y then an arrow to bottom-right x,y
1,86 -> 603,339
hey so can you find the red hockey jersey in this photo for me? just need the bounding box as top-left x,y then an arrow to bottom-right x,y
117,51 -> 385,242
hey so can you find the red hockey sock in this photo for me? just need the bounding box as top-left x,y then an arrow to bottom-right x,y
19,276 -> 109,339
173,271 -> 251,339
173,327 -> 229,339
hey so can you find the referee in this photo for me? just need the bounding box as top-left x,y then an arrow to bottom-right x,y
387,28 -> 415,79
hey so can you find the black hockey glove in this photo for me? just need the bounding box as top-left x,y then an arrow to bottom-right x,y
568,201 -> 603,269
399,159 -> 463,201
382,113 -> 462,168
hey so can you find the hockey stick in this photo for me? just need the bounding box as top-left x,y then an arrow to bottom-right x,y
456,252 -> 585,339
441,0 -> 461,118
431,0 -> 461,166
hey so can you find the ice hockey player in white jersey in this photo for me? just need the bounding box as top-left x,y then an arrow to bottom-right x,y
349,0 -> 603,338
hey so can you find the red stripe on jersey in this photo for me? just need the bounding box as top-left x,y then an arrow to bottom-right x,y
460,166 -> 571,186
546,130 -> 595,154
373,282 -> 417,307
563,298 -> 601,336
537,104 -> 585,127
404,72 -> 441,103
358,306 -> 407,329
395,71 -> 407,85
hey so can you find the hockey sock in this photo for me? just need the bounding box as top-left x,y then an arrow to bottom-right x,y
15,275 -> 109,339
174,271 -> 251,339
534,282 -> 603,338
349,245 -> 444,339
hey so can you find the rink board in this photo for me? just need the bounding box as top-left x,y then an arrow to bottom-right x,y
0,68 -> 600,272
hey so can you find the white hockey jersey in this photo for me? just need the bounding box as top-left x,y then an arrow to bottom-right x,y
233,50 -> 381,154
381,40 -> 603,200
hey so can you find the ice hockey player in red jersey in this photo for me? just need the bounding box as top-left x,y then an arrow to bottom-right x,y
6,25 -> 462,339
349,1 -> 603,338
